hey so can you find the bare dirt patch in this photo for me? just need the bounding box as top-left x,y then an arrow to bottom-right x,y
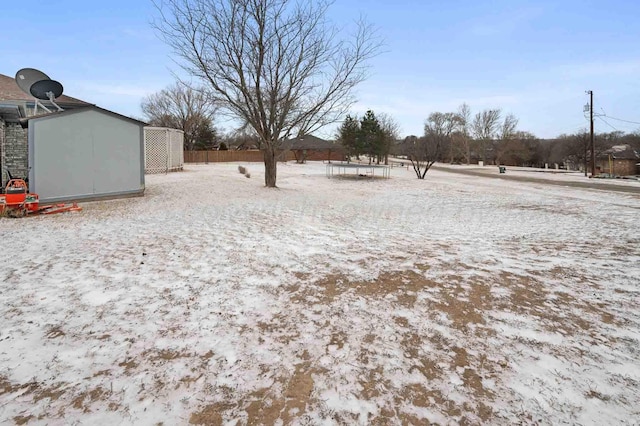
189,404 -> 224,425
188,268 -> 514,423
72,387 -> 108,412
14,415 -> 35,425
190,363 -> 322,426
1,376 -> 67,404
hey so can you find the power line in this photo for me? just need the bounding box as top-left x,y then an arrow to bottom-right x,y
604,115 -> 640,125
597,109 -> 640,126
597,116 -> 619,132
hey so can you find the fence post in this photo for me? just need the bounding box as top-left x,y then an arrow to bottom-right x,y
165,129 -> 170,174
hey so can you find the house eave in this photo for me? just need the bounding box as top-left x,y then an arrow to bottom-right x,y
0,103 -> 24,122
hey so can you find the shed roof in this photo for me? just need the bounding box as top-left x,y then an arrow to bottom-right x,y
20,105 -> 147,127
0,73 -> 89,105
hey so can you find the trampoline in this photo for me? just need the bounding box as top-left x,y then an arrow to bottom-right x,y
326,162 -> 391,179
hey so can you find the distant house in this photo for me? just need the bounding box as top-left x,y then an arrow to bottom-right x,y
0,73 -> 145,202
597,144 -> 640,176
283,134 -> 344,163
227,136 -> 261,151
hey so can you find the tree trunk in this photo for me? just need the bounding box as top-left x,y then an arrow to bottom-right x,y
482,140 -> 487,165
263,145 -> 278,187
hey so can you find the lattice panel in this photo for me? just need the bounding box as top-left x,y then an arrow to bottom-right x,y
168,129 -> 184,170
144,127 -> 184,174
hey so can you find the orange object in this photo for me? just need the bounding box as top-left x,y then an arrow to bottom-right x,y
1,179 -> 81,217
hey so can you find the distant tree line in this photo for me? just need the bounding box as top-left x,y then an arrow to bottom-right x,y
335,103 -> 640,178
141,84 -> 640,177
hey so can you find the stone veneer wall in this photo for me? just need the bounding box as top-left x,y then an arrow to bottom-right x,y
0,117 -> 4,185
2,122 -> 28,183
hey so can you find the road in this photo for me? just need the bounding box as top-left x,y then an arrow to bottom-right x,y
431,165 -> 640,194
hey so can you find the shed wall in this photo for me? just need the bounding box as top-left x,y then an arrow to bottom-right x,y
30,109 -> 144,202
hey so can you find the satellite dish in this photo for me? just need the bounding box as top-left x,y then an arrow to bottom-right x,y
30,80 -> 64,100
14,67 -> 65,113
15,68 -> 50,96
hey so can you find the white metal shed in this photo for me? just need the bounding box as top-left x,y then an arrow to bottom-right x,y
27,106 -> 145,203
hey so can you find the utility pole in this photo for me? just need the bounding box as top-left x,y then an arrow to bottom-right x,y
587,90 -> 595,177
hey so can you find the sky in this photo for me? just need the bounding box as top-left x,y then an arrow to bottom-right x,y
2,0 -> 640,139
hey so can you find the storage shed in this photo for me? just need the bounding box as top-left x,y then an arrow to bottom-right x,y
26,106 -> 145,203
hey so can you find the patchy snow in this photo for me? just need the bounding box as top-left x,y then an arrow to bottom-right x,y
1,161 -> 639,425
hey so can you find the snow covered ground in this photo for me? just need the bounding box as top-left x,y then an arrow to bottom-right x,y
1,162 -> 639,425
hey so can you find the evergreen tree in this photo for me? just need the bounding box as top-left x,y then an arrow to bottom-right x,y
359,110 -> 383,164
337,115 -> 361,161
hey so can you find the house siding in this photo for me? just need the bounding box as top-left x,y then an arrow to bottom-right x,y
597,158 -> 638,176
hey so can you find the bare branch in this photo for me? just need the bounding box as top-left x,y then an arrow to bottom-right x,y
500,113 -> 519,141
472,108 -> 501,164
141,82 -> 218,150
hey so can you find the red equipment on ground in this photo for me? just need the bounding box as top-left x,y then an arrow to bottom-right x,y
0,179 -> 82,217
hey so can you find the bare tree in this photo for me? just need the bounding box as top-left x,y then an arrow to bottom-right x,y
452,103 -> 472,164
223,127 -> 262,150
377,112 -> 400,165
406,112 -> 459,179
495,113 -> 519,165
500,113 -> 519,141
472,109 -> 501,164
154,0 -> 380,187
141,82 -> 218,150
428,112 -> 461,155
496,131 -> 537,166
406,135 -> 439,179
573,131 -> 592,175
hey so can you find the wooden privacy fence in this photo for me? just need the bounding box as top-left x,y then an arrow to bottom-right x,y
184,149 -> 344,163
184,150 -> 267,163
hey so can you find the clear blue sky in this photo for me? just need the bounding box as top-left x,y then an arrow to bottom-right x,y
2,0 -> 639,139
